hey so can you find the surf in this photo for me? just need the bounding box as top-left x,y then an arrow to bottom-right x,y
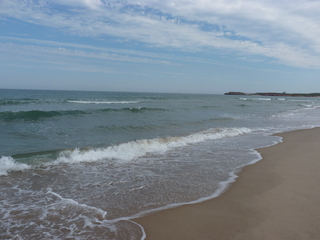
1,127 -> 252,176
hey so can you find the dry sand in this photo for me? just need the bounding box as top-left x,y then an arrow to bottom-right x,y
134,128 -> 320,240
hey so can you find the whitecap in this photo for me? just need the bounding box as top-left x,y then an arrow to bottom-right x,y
0,156 -> 30,176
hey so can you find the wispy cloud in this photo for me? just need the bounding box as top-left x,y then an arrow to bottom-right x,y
0,36 -> 181,62
0,37 -> 179,73
1,0 -> 320,68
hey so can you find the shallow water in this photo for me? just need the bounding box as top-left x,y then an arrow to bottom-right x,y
1,89 -> 320,239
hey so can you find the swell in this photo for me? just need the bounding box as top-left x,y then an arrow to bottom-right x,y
0,110 -> 87,121
0,100 -> 32,106
95,124 -> 164,132
67,100 -> 140,104
0,107 -> 166,122
0,98 -> 141,106
0,99 -> 55,106
98,107 -> 166,113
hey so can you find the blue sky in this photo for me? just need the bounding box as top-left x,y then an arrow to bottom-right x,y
1,0 -> 320,94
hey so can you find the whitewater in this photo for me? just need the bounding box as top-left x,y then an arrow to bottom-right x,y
1,89 -> 320,239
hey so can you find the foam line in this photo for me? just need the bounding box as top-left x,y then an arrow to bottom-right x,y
46,188 -> 107,219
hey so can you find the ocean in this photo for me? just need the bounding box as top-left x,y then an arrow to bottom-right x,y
1,89 -> 320,239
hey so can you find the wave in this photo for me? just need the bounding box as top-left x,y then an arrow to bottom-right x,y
192,117 -> 237,125
240,97 -> 284,101
0,110 -> 87,121
269,104 -> 320,119
201,105 -> 218,109
68,100 -> 140,104
0,107 -> 166,121
0,100 -> 30,106
2,127 -> 252,174
0,156 -> 30,176
291,99 -> 314,102
98,107 -> 166,113
236,104 -> 249,107
51,127 -> 252,165
0,99 -> 56,106
298,104 -> 313,108
95,124 -> 161,132
0,99 -> 140,106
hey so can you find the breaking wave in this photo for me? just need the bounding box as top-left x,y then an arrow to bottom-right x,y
2,127 -> 252,175
240,97 -> 284,101
0,156 -> 30,176
52,127 -> 252,165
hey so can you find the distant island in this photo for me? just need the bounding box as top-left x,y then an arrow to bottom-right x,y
224,92 -> 320,97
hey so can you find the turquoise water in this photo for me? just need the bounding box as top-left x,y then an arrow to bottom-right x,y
1,89 -> 320,239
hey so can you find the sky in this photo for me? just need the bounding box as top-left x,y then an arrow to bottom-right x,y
1,0 -> 320,94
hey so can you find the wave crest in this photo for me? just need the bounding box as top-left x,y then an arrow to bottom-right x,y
0,110 -> 86,121
0,156 -> 30,176
53,127 -> 252,165
3,128 -> 252,171
0,107 -> 165,122
99,107 -> 166,113
68,100 -> 140,104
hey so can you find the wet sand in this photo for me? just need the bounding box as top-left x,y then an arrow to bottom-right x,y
134,128 -> 320,240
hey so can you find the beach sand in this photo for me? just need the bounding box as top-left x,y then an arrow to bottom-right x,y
134,128 -> 320,240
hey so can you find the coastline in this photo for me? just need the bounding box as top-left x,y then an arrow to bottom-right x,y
224,91 -> 320,97
134,127 -> 320,239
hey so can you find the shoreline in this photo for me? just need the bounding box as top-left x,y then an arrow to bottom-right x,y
134,128 -> 320,239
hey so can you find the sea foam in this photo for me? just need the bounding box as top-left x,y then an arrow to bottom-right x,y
47,188 -> 107,219
0,156 -> 30,176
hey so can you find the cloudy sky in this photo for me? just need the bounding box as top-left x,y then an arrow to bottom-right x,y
1,0 -> 320,93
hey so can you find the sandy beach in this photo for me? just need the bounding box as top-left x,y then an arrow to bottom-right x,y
134,128 -> 320,240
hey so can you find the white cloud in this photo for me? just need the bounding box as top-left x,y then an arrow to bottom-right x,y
132,0 -> 320,44
1,0 -> 320,68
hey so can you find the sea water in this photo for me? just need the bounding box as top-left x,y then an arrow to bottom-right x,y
1,89 -> 320,239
